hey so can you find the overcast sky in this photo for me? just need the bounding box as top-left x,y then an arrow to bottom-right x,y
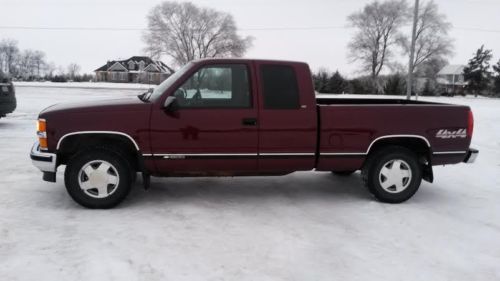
1,0 -> 499,76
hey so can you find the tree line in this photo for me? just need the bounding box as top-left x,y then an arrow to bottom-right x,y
0,39 -> 90,82
313,70 -> 411,96
314,0 -> 500,97
313,44 -> 500,96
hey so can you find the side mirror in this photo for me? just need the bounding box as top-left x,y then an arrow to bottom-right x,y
163,96 -> 179,112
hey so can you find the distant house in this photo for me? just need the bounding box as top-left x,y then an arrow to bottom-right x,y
436,65 -> 467,95
94,56 -> 173,84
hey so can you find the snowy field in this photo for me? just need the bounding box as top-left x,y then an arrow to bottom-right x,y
1,86 -> 499,281
14,81 -> 152,90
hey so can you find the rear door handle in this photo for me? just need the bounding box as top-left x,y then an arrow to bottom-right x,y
242,118 -> 258,126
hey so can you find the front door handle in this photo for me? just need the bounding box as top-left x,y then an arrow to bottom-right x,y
242,118 -> 258,126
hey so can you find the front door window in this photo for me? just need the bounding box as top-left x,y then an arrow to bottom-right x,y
173,64 -> 251,108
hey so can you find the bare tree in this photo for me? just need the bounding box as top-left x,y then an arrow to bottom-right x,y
143,1 -> 253,67
402,1 -> 453,74
67,63 -> 81,80
44,62 -> 57,78
31,50 -> 46,78
0,39 -> 20,74
347,0 -> 409,93
17,49 -> 37,79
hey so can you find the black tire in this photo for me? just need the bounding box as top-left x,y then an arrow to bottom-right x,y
362,146 -> 422,203
64,148 -> 132,209
331,170 -> 356,176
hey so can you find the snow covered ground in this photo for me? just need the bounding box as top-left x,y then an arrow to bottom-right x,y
13,81 -> 153,90
0,86 -> 499,281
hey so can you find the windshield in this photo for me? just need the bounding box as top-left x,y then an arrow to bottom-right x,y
147,62 -> 194,102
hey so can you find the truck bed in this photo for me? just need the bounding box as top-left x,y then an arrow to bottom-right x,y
315,98 -> 472,172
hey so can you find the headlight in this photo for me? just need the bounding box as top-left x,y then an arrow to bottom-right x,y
37,119 -> 48,150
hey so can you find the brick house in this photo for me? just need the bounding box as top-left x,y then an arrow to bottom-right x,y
94,56 -> 173,84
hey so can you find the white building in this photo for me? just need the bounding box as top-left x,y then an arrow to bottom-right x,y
436,65 -> 467,95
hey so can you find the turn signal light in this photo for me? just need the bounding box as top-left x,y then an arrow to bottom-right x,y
37,119 -> 48,150
37,119 -> 46,132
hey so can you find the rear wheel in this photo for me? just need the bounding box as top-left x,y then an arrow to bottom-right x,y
362,146 -> 422,203
64,148 -> 132,209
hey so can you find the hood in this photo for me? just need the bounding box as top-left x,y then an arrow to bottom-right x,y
40,97 -> 148,116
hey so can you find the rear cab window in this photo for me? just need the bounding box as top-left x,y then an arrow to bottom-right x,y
260,64 -> 300,109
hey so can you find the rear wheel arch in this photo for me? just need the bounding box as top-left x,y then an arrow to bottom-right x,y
367,136 -> 431,161
365,136 -> 433,183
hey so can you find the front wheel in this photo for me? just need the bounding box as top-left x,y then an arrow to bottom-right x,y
64,148 -> 132,209
362,146 -> 422,203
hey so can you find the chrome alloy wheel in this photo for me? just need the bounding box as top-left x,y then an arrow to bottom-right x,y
78,160 -> 120,199
378,159 -> 412,193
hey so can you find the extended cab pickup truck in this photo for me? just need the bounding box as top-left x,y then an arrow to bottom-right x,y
30,59 -> 478,208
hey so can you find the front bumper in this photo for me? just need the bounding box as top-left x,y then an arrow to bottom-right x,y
463,148 -> 478,164
30,141 -> 57,173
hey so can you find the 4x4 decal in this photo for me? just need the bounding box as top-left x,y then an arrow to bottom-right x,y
436,129 -> 467,139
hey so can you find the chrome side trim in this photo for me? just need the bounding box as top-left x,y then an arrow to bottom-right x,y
321,152 -> 366,156
260,153 -> 315,156
57,131 -> 140,151
153,153 -> 258,157
143,152 -> 315,157
433,151 -> 467,155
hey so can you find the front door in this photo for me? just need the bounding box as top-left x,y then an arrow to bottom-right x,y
149,63 -> 259,174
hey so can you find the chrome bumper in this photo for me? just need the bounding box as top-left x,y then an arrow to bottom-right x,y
30,141 -> 57,173
463,148 -> 478,164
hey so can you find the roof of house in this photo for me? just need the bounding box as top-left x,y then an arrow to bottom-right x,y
94,56 -> 174,73
438,65 -> 465,75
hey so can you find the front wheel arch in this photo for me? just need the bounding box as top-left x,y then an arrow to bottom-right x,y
57,133 -> 140,169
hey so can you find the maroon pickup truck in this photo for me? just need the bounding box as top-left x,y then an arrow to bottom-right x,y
30,59 -> 478,208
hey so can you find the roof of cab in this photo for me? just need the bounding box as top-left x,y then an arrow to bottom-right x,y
191,58 -> 308,65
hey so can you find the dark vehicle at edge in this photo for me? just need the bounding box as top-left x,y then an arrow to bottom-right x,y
0,75 -> 16,118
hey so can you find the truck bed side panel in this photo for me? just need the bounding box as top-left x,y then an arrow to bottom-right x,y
316,104 -> 471,171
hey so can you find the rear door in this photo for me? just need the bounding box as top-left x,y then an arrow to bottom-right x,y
255,62 -> 318,172
149,62 -> 259,173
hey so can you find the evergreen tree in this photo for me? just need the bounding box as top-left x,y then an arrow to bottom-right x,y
493,59 -> 500,96
463,45 -> 492,97
421,79 -> 435,96
313,69 -> 331,93
348,78 -> 372,95
328,71 -> 348,94
383,74 -> 406,95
